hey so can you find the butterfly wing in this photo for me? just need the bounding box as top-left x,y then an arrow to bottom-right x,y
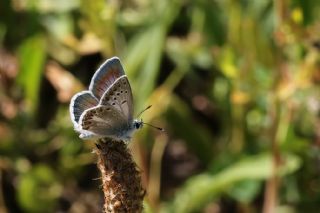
89,57 -> 125,100
69,91 -> 98,128
99,76 -> 134,122
78,105 -> 131,139
71,57 -> 135,140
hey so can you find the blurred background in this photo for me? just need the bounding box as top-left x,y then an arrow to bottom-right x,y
0,0 -> 320,212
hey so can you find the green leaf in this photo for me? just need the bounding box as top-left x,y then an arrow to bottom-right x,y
122,24 -> 165,111
17,164 -> 61,212
227,180 -> 262,203
17,34 -> 46,112
166,153 -> 301,213
123,0 -> 181,110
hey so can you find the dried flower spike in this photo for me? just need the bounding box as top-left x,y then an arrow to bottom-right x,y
96,138 -> 145,213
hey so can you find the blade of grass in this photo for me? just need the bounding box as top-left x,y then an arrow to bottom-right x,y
17,34 -> 46,113
165,153 -> 301,213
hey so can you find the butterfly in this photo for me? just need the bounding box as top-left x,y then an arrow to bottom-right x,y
69,57 -> 145,141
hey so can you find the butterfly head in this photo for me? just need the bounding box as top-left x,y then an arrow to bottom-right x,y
133,119 -> 144,130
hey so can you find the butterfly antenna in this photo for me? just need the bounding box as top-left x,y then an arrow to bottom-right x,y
137,105 -> 164,131
142,122 -> 165,132
137,105 -> 152,118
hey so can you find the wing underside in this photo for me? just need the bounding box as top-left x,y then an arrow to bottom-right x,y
79,105 -> 131,138
89,57 -> 125,100
99,76 -> 133,122
70,91 -> 98,126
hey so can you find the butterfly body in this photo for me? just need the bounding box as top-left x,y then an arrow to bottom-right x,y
70,57 -> 142,141
78,120 -> 142,141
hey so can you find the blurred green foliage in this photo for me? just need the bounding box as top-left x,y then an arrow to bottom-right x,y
0,0 -> 320,212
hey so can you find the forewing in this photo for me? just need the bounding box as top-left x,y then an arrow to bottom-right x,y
89,57 -> 125,99
79,105 -> 129,137
99,76 -> 133,122
69,91 -> 98,127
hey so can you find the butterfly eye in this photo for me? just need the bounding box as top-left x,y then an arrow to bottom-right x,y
134,122 -> 141,129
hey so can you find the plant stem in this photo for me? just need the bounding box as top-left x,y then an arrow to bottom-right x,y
95,138 -> 145,213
